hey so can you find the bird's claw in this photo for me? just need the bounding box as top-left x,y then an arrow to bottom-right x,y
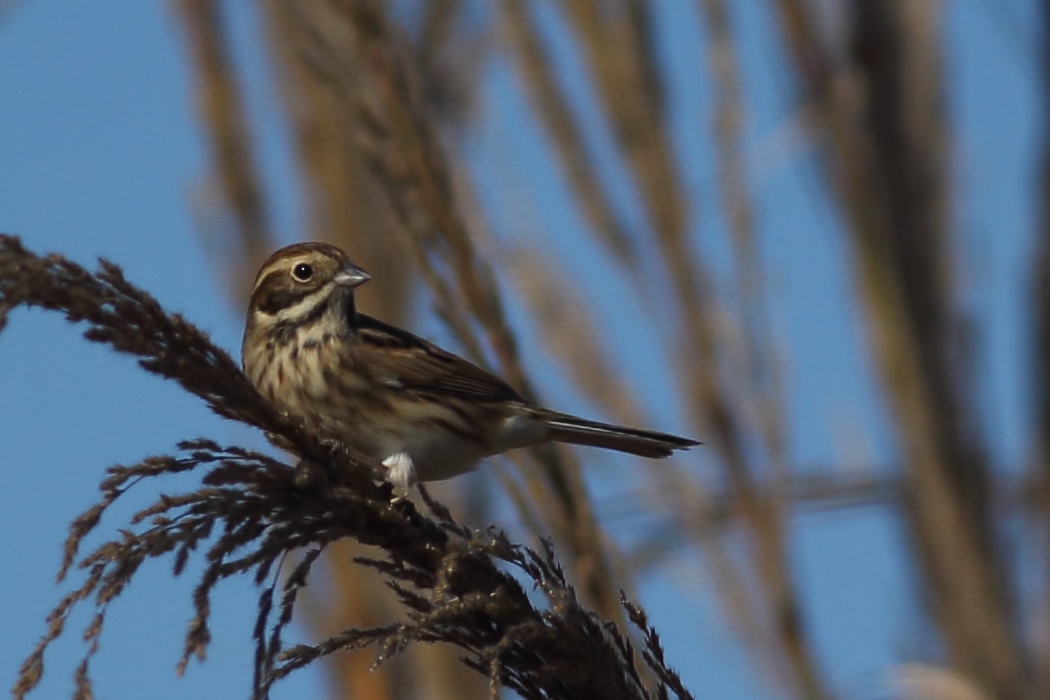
382,451 -> 418,495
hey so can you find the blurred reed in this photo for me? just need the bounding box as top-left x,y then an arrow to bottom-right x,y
75,0 -> 1050,698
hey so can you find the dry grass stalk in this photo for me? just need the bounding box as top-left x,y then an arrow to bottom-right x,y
542,3 -> 827,696
263,0 -> 414,322
502,242 -> 770,655
612,471 -> 897,551
34,1 -> 1046,697
472,7 -> 806,689
170,0 -> 633,686
416,0 -> 460,66
174,2 -> 440,695
0,235 -> 693,700
260,0 -> 628,629
261,0 -> 485,361
412,0 -> 476,129
173,0 -> 275,300
555,0 -> 681,251
505,245 -> 645,428
697,0 -> 788,477
768,1 -> 1029,696
499,0 -> 637,266
264,11 -> 424,698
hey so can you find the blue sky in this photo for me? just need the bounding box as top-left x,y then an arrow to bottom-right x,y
0,1 -> 1041,699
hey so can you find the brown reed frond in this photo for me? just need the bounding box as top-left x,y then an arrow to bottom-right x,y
0,235 -> 288,441
769,3 -> 1027,697
174,0 -> 276,301
263,0 -> 628,629
539,2 -> 825,694
505,244 -> 645,428
499,0 -> 637,266
1,235 -> 692,700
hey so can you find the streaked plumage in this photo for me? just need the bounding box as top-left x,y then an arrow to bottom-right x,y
242,242 -> 698,488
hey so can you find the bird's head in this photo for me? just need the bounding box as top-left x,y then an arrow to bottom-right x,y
247,242 -> 370,323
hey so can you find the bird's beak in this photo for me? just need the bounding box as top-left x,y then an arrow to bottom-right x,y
333,263 -> 370,288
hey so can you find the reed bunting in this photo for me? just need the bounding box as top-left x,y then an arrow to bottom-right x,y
242,242 -> 699,489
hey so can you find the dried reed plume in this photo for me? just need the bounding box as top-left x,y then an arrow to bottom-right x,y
0,234 -> 692,700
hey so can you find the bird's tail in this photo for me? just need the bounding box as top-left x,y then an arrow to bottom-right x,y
541,412 -> 700,459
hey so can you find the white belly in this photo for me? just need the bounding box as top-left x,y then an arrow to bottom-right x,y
373,411 -> 547,483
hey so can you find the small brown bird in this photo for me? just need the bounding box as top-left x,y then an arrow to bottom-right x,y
242,242 -> 698,489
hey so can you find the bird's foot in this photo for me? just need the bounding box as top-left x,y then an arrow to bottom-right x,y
382,451 -> 418,502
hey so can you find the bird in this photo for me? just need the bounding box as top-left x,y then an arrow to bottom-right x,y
242,242 -> 699,489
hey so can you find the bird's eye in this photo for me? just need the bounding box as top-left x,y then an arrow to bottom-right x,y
292,263 -> 313,282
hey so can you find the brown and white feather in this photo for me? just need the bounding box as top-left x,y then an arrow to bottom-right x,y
242,242 -> 698,487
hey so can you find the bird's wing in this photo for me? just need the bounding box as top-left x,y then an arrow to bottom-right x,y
354,315 -> 525,403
